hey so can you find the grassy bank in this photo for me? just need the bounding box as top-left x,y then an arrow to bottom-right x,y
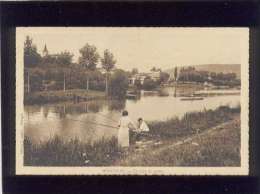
148,105 -> 240,139
24,106 -> 240,166
119,114 -> 240,166
24,89 -> 106,105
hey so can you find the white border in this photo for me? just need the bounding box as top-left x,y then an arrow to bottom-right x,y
15,27 -> 249,175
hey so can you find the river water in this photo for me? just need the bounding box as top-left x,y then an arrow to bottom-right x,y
24,88 -> 240,144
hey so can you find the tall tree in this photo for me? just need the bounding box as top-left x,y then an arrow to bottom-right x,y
101,49 -> 116,95
174,67 -> 178,82
79,44 -> 100,91
24,36 -> 41,67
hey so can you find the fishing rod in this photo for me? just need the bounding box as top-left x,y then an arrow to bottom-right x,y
95,112 -> 118,123
65,117 -> 118,129
25,111 -> 118,129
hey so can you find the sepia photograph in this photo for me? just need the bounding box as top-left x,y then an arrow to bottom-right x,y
15,27 -> 249,175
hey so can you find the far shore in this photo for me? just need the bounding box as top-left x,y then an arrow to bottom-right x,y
24,89 -> 107,105
24,82 -> 240,105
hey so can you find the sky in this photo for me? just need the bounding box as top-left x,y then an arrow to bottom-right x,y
17,27 -> 248,72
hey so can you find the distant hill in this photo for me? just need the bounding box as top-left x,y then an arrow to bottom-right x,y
166,64 -> 241,79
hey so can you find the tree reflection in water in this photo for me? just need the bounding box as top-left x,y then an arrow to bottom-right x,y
108,100 -> 126,111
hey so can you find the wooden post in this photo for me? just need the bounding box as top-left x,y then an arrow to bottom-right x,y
86,77 -> 89,91
106,72 -> 109,96
27,71 -> 30,93
106,72 -> 108,95
85,103 -> 88,113
63,72 -> 66,91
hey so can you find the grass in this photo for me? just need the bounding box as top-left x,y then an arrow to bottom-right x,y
119,114 -> 240,166
24,106 -> 241,166
24,136 -> 124,166
148,105 -> 240,139
24,89 -> 106,105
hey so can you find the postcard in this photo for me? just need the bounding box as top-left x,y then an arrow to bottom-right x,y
16,27 -> 249,175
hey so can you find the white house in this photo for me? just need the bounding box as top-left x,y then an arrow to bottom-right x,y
129,71 -> 160,86
147,71 -> 160,81
129,74 -> 147,85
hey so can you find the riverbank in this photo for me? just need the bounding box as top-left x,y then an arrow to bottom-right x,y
118,113 -> 240,166
24,89 -> 106,105
24,106 -> 240,166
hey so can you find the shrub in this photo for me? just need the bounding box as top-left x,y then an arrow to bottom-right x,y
142,78 -> 158,90
108,70 -> 129,99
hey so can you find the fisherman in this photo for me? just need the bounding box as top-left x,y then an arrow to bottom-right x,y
133,117 -> 150,141
117,110 -> 136,149
137,117 -> 150,132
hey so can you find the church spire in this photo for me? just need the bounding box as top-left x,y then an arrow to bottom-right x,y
43,44 -> 48,56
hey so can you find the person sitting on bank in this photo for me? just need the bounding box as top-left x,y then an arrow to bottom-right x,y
137,117 -> 150,132
131,117 -> 150,142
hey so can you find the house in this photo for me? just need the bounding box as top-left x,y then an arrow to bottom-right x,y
128,71 -> 160,86
128,77 -> 136,85
129,73 -> 147,85
147,71 -> 160,81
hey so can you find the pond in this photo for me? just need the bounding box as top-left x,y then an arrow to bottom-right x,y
24,87 -> 240,144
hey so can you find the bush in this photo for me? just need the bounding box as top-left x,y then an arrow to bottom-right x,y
89,81 -> 106,91
108,70 -> 129,99
142,78 -> 158,90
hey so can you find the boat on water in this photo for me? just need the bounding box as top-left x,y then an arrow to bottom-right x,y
180,97 -> 204,101
126,90 -> 140,99
126,94 -> 138,99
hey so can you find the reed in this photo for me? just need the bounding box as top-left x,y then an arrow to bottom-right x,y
24,136 -> 123,166
148,105 -> 240,139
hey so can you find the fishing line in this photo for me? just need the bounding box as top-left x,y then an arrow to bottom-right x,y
25,111 -> 118,129
95,112 -> 118,123
64,117 -> 118,129
26,108 -> 118,123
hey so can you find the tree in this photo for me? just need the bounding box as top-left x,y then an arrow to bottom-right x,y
131,68 -> 138,75
151,67 -> 161,72
142,77 -> 158,90
41,55 -> 56,65
151,67 -> 157,72
109,70 -> 128,99
101,49 -> 116,95
174,67 -> 178,81
56,51 -> 74,66
159,72 -> 170,84
24,36 -> 41,67
79,44 -> 100,91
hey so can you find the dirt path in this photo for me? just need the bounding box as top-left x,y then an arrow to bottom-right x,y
116,114 -> 240,166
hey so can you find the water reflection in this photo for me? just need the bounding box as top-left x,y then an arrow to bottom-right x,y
24,87 -> 240,144
108,100 -> 126,111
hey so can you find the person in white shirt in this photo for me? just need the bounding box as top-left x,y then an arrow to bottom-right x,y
118,110 -> 136,148
137,117 -> 150,132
